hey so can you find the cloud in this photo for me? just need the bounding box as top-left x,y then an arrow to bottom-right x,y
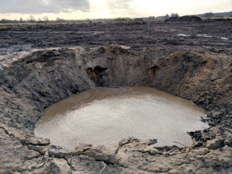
106,0 -> 134,10
0,0 -> 231,20
128,0 -> 232,17
0,0 -> 90,14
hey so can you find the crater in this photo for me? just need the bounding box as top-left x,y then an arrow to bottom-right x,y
1,44 -> 232,173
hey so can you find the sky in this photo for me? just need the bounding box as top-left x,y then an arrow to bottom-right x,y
0,0 -> 231,20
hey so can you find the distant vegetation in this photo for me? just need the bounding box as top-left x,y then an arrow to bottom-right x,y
171,13 -> 179,18
0,11 -> 231,24
197,11 -> 232,18
204,12 -> 214,18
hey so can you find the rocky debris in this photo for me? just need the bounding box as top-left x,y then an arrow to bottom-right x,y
0,128 -> 41,173
190,148 -> 209,155
110,137 -> 232,173
75,143 -> 93,152
65,155 -> 147,174
0,126 -> 137,173
51,158 -> 71,173
27,144 -> 50,155
1,123 -> 232,173
23,137 -> 50,146
206,137 -> 225,150
80,145 -> 118,161
48,145 -> 73,158
204,127 -> 232,149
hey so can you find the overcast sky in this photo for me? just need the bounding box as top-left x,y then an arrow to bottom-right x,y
0,0 -> 231,20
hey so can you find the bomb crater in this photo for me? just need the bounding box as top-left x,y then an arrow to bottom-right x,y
0,22 -> 232,173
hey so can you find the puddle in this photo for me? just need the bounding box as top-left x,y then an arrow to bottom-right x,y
35,87 -> 209,150
177,33 -> 229,40
177,34 -> 191,37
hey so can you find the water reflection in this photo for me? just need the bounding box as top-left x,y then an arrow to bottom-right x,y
35,87 -> 209,150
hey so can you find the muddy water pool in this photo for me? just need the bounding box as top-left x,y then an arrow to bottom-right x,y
35,87 -> 209,150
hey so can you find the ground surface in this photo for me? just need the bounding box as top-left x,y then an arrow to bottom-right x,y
0,21 -> 232,173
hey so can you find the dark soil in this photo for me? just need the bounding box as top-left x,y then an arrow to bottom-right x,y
1,21 -> 232,173
165,15 -> 203,22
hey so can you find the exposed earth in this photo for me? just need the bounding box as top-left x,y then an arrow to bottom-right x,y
0,20 -> 232,173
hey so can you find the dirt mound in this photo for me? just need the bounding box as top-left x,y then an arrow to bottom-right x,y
165,15 -> 202,22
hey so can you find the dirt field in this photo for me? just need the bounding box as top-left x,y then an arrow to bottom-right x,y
1,21 -> 232,173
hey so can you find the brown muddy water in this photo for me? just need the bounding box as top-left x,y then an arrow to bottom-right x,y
35,87 -> 209,150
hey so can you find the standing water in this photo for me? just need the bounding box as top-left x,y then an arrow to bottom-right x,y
35,87 -> 209,150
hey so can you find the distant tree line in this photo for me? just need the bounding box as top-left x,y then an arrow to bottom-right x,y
197,11 -> 232,18
204,12 -> 214,18
0,19 -> 12,23
0,15 -> 51,23
1,11 -> 231,24
0,15 -> 70,23
164,13 -> 179,19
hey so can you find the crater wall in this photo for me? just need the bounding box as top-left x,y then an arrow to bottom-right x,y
1,45 -> 232,173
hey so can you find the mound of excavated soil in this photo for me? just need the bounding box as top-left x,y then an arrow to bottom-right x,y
1,44 -> 232,173
165,15 -> 203,22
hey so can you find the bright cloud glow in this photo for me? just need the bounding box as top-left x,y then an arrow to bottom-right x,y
130,0 -> 232,16
89,0 -> 113,18
42,0 -> 50,5
0,0 -> 231,20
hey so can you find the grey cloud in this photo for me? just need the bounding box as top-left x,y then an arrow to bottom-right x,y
0,0 -> 90,14
106,0 -> 134,10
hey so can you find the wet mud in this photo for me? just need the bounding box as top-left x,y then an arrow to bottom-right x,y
0,20 -> 232,61
0,21 -> 232,173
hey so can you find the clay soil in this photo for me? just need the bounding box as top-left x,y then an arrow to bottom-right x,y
1,21 -> 232,174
